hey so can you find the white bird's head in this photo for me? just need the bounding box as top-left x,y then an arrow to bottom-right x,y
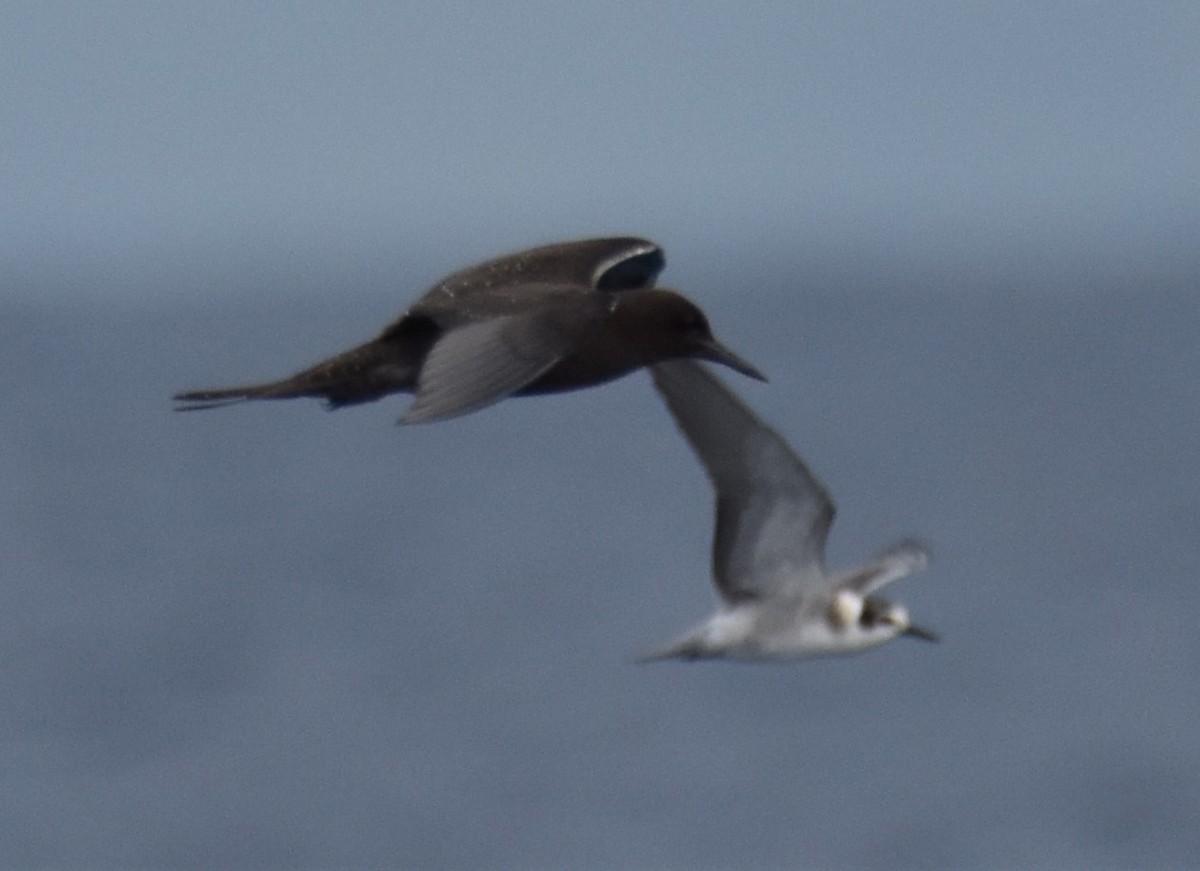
865,597 -> 940,643
829,591 -> 939,648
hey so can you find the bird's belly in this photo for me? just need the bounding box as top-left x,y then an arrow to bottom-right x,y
518,352 -> 637,395
727,610 -> 886,660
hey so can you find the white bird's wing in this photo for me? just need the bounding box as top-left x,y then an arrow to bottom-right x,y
839,539 -> 931,595
651,360 -> 835,603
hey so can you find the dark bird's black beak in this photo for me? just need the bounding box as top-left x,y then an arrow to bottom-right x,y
697,338 -> 768,382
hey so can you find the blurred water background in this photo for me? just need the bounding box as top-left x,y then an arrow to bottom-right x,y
3,3 -> 1199,867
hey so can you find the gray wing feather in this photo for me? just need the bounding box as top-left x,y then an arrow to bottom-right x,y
651,360 -> 835,602
402,294 -> 608,424
840,539 -> 931,596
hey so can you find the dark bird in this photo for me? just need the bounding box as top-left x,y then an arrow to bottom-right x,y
638,360 -> 937,662
174,236 -> 765,424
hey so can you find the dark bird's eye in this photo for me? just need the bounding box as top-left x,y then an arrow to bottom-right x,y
676,310 -> 707,333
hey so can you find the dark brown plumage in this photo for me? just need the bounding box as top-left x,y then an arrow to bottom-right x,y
174,236 -> 765,424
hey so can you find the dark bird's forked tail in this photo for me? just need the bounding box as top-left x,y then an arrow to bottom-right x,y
173,379 -> 311,410
173,336 -> 425,411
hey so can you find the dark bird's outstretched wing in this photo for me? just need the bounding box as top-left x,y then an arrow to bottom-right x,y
426,236 -> 664,303
402,284 -> 613,423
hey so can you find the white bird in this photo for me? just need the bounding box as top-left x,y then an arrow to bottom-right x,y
639,360 -> 937,662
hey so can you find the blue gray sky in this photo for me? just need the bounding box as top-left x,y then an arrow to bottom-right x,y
4,2 -> 1200,867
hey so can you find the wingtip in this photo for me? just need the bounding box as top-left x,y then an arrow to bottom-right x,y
882,538 -> 934,570
398,401 -> 456,426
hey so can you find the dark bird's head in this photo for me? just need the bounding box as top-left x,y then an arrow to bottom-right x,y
609,289 -> 767,381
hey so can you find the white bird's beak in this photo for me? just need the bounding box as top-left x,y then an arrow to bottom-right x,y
901,623 -> 939,643
882,606 -> 939,642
